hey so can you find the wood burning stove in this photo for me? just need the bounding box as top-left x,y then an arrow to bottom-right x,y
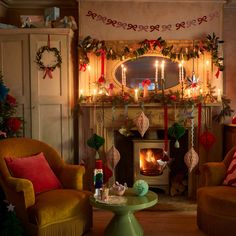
133,139 -> 170,193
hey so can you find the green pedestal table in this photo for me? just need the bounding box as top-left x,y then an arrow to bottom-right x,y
90,189 -> 158,236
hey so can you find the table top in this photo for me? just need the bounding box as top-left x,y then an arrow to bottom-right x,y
90,189 -> 158,212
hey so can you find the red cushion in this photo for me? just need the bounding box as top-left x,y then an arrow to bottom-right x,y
5,152 -> 62,194
223,151 -> 236,187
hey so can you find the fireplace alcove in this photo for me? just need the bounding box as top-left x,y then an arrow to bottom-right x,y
78,104 -> 216,198
114,129 -> 189,195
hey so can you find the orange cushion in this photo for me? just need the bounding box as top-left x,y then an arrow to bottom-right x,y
223,151 -> 236,186
5,152 -> 62,194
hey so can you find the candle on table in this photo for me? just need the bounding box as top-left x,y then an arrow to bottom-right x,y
134,88 -> 139,102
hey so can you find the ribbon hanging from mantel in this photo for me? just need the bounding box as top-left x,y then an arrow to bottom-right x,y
163,104 -> 169,161
43,35 -> 53,79
98,50 -> 106,84
197,103 -> 202,143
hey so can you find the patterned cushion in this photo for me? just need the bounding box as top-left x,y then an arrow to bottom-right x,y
223,152 -> 236,186
5,152 -> 62,194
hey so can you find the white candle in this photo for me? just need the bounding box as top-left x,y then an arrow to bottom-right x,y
93,89 -> 97,102
178,63 -> 182,83
155,60 -> 159,83
80,89 -> 84,97
123,67 -> 127,87
200,88 -> 203,95
187,89 -> 191,98
161,60 -> 165,79
181,60 -> 184,81
206,60 -> 210,85
121,64 -> 124,85
88,65 -> 91,96
217,89 -> 222,102
134,88 -> 139,102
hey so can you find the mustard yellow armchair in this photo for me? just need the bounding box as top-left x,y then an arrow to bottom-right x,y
197,146 -> 236,236
0,137 -> 92,236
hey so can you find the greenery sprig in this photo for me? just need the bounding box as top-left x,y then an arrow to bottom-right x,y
78,33 -> 224,72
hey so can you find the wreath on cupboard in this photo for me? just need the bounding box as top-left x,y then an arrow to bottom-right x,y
35,45 -> 62,79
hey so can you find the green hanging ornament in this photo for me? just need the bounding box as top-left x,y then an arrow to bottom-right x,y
168,123 -> 186,148
87,133 -> 105,151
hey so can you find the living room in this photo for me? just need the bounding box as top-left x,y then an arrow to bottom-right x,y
0,0 -> 236,236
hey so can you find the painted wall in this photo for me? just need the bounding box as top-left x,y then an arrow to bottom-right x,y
223,5 -> 236,118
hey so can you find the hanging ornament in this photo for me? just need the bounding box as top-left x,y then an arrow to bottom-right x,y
184,105 -> 199,172
134,111 -> 149,137
168,123 -> 186,148
106,145 -> 121,170
87,133 -> 105,152
184,147 -> 199,172
199,130 -> 216,151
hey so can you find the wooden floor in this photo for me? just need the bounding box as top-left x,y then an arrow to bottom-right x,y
84,208 -> 206,236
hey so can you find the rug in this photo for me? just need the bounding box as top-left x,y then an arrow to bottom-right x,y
146,193 -> 197,211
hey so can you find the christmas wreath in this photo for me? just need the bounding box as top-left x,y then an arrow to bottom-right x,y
35,46 -> 62,79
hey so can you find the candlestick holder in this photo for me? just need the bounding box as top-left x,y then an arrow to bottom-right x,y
121,84 -> 125,96
155,81 -> 158,94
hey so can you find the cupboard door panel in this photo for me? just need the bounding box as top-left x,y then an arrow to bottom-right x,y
0,35 -> 31,137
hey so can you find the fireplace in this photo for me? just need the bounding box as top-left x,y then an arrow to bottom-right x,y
133,139 -> 170,193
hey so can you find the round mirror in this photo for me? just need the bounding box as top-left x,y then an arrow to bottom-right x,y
115,56 -> 182,90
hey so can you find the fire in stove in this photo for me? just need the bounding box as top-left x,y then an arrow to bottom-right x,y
139,148 -> 166,176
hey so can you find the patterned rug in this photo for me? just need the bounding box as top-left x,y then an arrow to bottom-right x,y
146,193 -> 197,211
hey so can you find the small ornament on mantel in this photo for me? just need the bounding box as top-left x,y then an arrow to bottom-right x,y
134,111 -> 149,137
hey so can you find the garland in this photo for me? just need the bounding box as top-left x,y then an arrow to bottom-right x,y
86,10 -> 220,33
35,46 -> 62,79
78,33 -> 224,73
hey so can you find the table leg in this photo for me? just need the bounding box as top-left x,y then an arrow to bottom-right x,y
104,211 -> 143,236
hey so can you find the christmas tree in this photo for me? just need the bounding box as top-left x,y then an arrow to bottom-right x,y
0,200 -> 24,236
0,71 -> 22,139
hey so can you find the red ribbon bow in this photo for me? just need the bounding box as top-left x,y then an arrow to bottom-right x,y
142,79 -> 151,87
43,67 -> 53,79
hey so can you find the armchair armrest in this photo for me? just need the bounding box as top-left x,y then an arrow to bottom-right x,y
202,162 -> 226,186
6,177 -> 35,208
59,164 -> 85,190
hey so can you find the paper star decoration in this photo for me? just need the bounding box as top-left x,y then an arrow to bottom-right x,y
7,203 -> 15,212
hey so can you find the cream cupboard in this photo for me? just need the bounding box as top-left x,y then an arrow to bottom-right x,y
0,28 -> 75,163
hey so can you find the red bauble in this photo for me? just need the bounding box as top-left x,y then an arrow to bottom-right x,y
232,116 -> 236,124
199,131 -> 216,151
6,117 -> 21,132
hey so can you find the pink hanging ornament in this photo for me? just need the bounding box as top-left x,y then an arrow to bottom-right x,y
184,147 -> 199,172
106,145 -> 121,170
134,111 -> 149,137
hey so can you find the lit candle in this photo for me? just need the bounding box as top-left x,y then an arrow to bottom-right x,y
121,64 -> 124,85
178,63 -> 182,83
123,67 -> 127,87
181,60 -> 184,81
200,88 -> 203,95
161,60 -> 165,80
217,89 -> 222,102
93,89 -> 97,102
155,60 -> 159,83
187,89 -> 191,98
80,89 -> 84,98
206,60 -> 210,86
88,65 -> 91,96
134,88 -> 139,102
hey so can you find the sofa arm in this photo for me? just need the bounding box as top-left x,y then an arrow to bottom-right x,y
6,176 -> 35,208
59,164 -> 85,190
202,162 -> 226,186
